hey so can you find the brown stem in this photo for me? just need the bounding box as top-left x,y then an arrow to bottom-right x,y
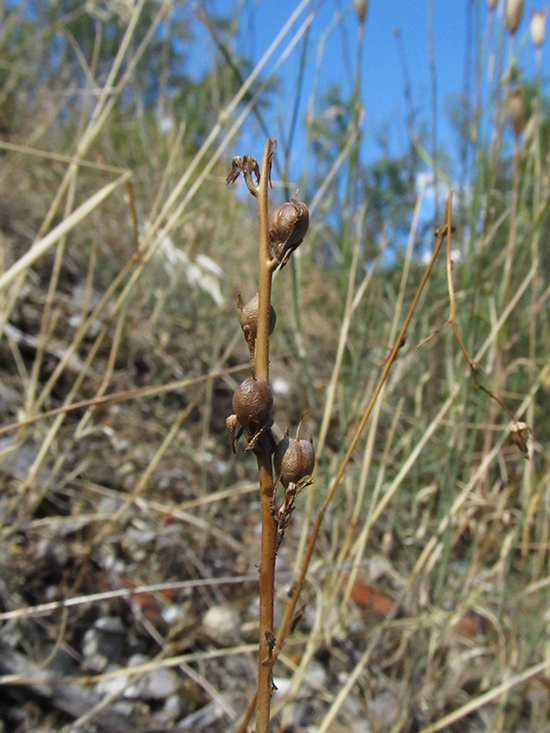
444,202 -> 521,428
254,138 -> 277,733
236,193 -> 455,733
255,443 -> 276,733
255,139 -> 276,384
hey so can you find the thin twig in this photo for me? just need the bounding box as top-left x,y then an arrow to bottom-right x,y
0,363 -> 250,438
254,138 -> 278,733
444,206 -> 525,433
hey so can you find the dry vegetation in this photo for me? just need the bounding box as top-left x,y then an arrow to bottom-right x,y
1,1 -> 550,732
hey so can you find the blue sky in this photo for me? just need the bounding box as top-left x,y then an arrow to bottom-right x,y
192,0 -> 546,175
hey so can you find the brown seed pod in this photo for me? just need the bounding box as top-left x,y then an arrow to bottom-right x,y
505,0 -> 524,34
238,293 -> 277,356
269,197 -> 309,249
353,0 -> 369,24
507,87 -> 528,137
530,9 -> 546,48
232,376 -> 273,433
274,433 -> 315,488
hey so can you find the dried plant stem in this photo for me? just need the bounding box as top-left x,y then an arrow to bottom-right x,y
255,141 -> 274,383
255,138 -> 277,733
236,193 -> 454,733
501,138 -> 521,307
444,209 -> 521,427
255,448 -> 276,733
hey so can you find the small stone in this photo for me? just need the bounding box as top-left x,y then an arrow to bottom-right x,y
97,496 -> 124,514
352,722 -> 373,733
371,690 -> 398,730
124,655 -> 179,700
82,630 -> 103,658
161,605 -> 186,625
127,652 -> 149,667
140,667 -> 179,700
36,539 -> 68,567
95,617 -> 126,634
95,617 -> 126,663
0,439 -> 38,479
83,652 -> 109,673
82,617 -> 127,671
202,605 -> 241,646
45,646 -> 77,676
112,701 -> 135,717
126,526 -> 156,546
163,694 -> 184,721
96,668 -> 130,698
306,661 -> 327,689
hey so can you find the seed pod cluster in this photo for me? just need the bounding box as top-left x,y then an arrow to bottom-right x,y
274,432 -> 315,488
232,376 -> 273,434
238,293 -> 277,358
225,142 -> 315,559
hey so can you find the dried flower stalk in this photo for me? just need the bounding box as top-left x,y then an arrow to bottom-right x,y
226,138 -> 311,733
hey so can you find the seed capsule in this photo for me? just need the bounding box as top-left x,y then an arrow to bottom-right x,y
232,376 -> 273,433
530,9 -> 546,47
269,198 -> 309,249
353,0 -> 369,24
274,433 -> 315,488
507,87 -> 528,137
238,293 -> 277,356
505,0 -> 524,34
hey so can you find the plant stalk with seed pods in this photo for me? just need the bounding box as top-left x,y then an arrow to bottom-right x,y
226,138 -> 312,733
